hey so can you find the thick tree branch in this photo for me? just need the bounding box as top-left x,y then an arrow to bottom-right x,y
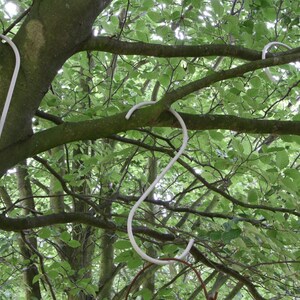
0,212 -> 115,231
78,36 -> 300,61
158,112 -> 300,134
1,48 -> 299,174
117,194 -> 265,226
1,111 -> 299,175
159,53 -> 300,106
0,212 -> 265,299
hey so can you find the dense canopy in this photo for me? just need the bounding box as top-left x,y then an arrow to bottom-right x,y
0,0 -> 300,299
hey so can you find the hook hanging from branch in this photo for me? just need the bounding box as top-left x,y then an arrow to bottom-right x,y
125,101 -> 194,266
0,34 -> 20,139
262,41 -> 292,82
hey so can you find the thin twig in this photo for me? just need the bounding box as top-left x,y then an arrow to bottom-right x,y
2,7 -> 31,35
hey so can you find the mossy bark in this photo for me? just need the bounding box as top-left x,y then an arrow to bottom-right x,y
0,0 -> 111,149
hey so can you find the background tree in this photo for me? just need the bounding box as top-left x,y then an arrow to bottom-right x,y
0,0 -> 300,299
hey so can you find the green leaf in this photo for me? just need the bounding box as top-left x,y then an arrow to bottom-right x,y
67,240 -> 81,248
266,230 -> 277,239
249,76 -> 261,88
135,288 -> 152,300
114,250 -> 132,263
290,16 -> 300,27
114,240 -> 132,250
224,16 -> 239,36
263,8 -> 276,21
110,16 -> 119,27
60,231 -> 71,243
38,228 -> 52,239
276,150 -> 289,169
171,11 -> 181,20
246,88 -> 259,98
135,30 -> 148,42
32,274 -> 42,284
47,270 -> 59,280
284,169 -> 300,182
281,177 -> 297,192
158,287 -> 172,296
191,0 -> 201,8
214,158 -> 231,170
135,20 -> 146,31
247,189 -> 259,204
210,231 -> 222,240
235,83 -> 245,93
148,11 -> 162,23
70,288 -> 81,296
127,257 -> 143,269
222,228 -> 242,243
242,20 -> 254,34
156,25 -> 171,38
61,261 -> 72,272
162,244 -> 180,255
85,284 -> 97,297
142,0 -> 154,9
46,95 -> 58,107
159,74 -> 170,87
209,130 -> 224,141
211,0 -> 224,16
254,22 -> 268,37
101,21 -> 116,35
232,139 -> 244,154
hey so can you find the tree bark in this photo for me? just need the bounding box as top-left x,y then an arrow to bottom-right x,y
16,161 -> 42,300
97,140 -> 117,299
0,0 -> 111,149
66,144 -> 96,300
143,156 -> 158,294
224,282 -> 244,300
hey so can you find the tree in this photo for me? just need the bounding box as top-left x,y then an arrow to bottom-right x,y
0,0 -> 299,299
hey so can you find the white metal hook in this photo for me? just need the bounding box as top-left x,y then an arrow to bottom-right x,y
262,41 -> 291,82
0,34 -> 20,138
126,101 -> 194,265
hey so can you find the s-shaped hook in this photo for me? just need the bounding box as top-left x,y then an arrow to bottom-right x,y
0,34 -> 20,138
125,101 -> 194,265
262,41 -> 291,82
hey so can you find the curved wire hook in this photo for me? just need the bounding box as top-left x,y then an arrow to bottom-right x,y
0,34 -> 20,138
126,101 -> 194,265
262,41 -> 291,82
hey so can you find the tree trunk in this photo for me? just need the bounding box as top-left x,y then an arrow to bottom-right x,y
0,0 -> 111,150
97,140 -> 117,299
50,147 -> 65,213
65,144 -> 96,300
224,282 -> 244,300
16,161 -> 42,300
142,156 -> 157,294
98,226 -> 116,299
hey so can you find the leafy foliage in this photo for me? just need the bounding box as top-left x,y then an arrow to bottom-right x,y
0,0 -> 300,299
